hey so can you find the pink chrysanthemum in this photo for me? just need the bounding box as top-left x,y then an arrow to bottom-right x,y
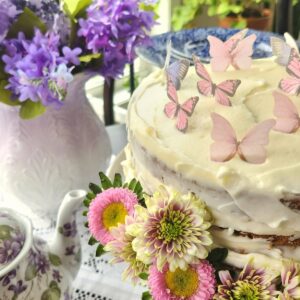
88,187 -> 138,245
148,261 -> 216,300
278,262 -> 300,300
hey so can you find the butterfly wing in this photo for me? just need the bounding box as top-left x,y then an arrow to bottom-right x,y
231,34 -> 256,69
163,40 -> 172,69
193,55 -> 214,96
225,29 -> 248,52
164,80 -> 179,118
207,36 -> 231,71
284,32 -> 299,53
167,59 -> 190,90
286,48 -> 300,79
273,91 -> 300,133
210,113 -> 238,162
176,109 -> 189,133
239,119 -> 276,164
279,77 -> 300,95
214,80 -> 241,106
270,36 -> 292,66
181,97 -> 199,116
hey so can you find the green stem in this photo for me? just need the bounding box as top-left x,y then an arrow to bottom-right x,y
70,19 -> 77,48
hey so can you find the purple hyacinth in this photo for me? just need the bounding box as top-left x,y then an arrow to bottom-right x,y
0,1 -> 20,44
2,29 -> 81,107
78,0 -> 155,78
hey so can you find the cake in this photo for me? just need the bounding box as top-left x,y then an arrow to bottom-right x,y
123,36 -> 300,272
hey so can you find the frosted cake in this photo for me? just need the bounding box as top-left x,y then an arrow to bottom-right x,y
123,36 -> 300,272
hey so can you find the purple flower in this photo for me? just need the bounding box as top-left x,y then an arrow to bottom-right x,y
0,269 -> 17,287
52,270 -> 62,283
0,234 -> 24,264
62,47 -> 82,65
65,245 -> 76,256
8,280 -> 27,296
28,249 -> 50,274
2,29 -> 80,107
59,220 -> 77,238
78,0 -> 155,78
0,1 -> 20,44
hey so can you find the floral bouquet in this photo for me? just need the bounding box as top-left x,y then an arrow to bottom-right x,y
0,0 -> 156,119
83,172 -> 300,300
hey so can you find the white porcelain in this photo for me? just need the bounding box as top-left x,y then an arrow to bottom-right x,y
0,189 -> 86,300
0,73 -> 112,221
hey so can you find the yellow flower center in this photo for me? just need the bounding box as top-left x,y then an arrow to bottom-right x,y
102,202 -> 128,230
165,267 -> 199,298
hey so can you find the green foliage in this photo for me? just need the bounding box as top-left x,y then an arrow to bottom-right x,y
7,8 -> 47,39
25,263 -> 38,281
19,100 -> 46,120
0,81 -> 20,107
141,291 -> 152,300
96,244 -> 105,257
207,247 -> 228,271
0,225 -> 13,240
172,0 -> 276,31
62,0 -> 92,18
79,53 -> 102,63
139,273 -> 149,280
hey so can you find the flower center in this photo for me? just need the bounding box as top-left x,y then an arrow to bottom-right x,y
232,280 -> 260,300
102,202 -> 128,230
165,267 -> 199,298
158,210 -> 184,242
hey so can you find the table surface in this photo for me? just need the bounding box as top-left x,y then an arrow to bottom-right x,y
72,124 -> 146,300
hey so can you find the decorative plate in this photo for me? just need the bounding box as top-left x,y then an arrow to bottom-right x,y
137,27 -> 284,67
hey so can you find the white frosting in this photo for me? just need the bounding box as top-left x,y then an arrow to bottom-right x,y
127,58 -> 300,235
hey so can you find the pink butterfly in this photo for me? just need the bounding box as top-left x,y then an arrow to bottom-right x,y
193,55 -> 241,106
164,80 -> 199,133
208,30 -> 256,72
273,91 -> 300,133
210,113 -> 275,164
279,48 -> 300,95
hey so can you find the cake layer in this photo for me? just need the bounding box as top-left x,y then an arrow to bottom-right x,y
127,58 -> 300,233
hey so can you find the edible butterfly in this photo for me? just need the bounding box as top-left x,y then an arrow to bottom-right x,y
273,91 -> 300,133
279,48 -> 300,95
164,41 -> 189,90
208,29 -> 256,72
271,32 -> 299,66
193,55 -> 241,106
164,79 -> 199,133
210,113 -> 275,164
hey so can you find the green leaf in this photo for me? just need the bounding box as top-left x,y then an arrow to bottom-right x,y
82,210 -> 88,216
49,281 -> 58,289
89,182 -> 102,194
7,8 -> 47,39
99,172 -> 113,190
88,236 -> 98,245
113,173 -> 122,187
95,244 -> 105,257
25,263 -> 38,281
79,53 -> 101,63
142,291 -> 152,300
63,0 -> 92,18
86,192 -> 95,200
48,253 -> 62,266
0,81 -> 20,106
41,284 -> 61,300
134,181 -> 143,195
0,225 -> 13,240
83,198 -> 92,207
19,101 -> 46,120
84,221 -> 89,228
128,179 -> 137,191
139,273 -> 149,280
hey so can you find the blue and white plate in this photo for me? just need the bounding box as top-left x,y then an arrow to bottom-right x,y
137,27 -> 282,67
